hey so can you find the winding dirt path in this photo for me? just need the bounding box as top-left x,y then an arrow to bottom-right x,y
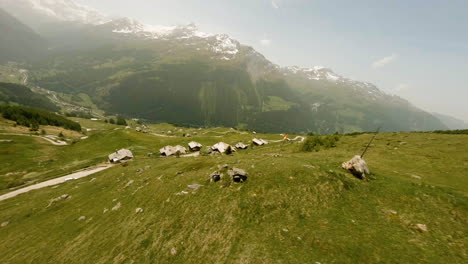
0,133 -> 68,146
0,164 -> 114,201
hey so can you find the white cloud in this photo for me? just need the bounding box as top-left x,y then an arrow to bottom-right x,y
260,39 -> 272,46
271,0 -> 280,9
372,53 -> 398,69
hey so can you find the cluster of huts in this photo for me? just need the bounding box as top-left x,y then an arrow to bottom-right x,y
159,138 -> 269,157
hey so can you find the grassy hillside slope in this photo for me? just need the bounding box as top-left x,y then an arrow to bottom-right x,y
0,82 -> 58,112
0,122 -> 466,263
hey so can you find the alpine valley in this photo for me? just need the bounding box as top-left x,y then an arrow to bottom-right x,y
0,0 -> 448,133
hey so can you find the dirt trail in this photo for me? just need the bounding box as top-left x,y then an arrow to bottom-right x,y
0,133 -> 68,146
0,164 -> 114,201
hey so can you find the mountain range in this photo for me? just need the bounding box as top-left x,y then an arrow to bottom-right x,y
0,0 -> 450,133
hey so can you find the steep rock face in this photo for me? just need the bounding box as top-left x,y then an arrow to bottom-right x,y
1,0 -> 447,133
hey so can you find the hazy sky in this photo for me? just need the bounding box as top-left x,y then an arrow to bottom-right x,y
77,0 -> 468,121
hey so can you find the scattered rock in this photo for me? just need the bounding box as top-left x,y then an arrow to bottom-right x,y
170,247 -> 177,256
78,216 -> 86,221
228,168 -> 248,182
108,149 -> 134,163
136,168 -> 144,173
187,184 -> 203,190
47,194 -> 70,207
415,223 -> 428,232
252,138 -> 268,146
5,171 -> 27,176
175,191 -> 189,196
176,171 -> 184,175
388,210 -> 398,215
303,164 -> 316,169
103,208 -> 109,214
1,221 -> 9,227
411,175 -> 422,180
136,127 -> 142,132
147,152 -> 154,157
218,164 -> 229,169
90,177 -> 97,182
145,165 -> 151,170
210,171 -> 222,182
181,152 -> 200,158
135,208 -> 144,213
264,153 -> 282,157
235,142 -> 248,149
342,155 -> 370,179
124,180 -> 134,188
185,134 -> 192,137
111,202 -> 121,211
188,141 -> 202,151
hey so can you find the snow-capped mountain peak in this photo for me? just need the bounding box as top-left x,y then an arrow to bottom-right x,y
9,0 -> 110,25
284,66 -> 342,82
1,0 -> 240,59
283,66 -> 385,99
108,18 -> 240,59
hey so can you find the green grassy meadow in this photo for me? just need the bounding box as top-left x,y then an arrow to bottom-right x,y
0,119 -> 466,263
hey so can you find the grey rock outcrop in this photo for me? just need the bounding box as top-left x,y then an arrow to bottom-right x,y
210,171 -> 222,182
342,155 -> 370,179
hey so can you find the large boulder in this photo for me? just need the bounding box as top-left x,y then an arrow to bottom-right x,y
342,155 -> 370,179
108,149 -> 134,163
210,171 -> 222,182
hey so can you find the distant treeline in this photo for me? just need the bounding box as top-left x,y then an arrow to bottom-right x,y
0,105 -> 81,131
432,129 -> 468,135
0,82 -> 58,112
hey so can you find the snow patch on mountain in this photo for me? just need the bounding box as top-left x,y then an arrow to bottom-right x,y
210,35 -> 239,55
283,66 -> 386,99
285,66 -> 342,82
109,18 -> 239,58
24,0 -> 109,24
